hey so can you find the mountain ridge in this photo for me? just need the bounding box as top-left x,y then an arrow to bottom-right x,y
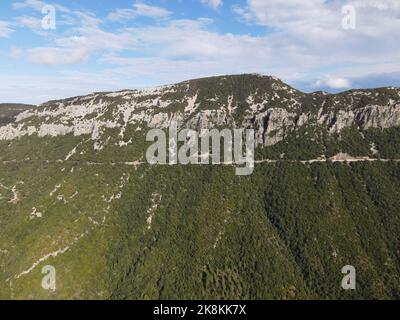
28,74 -> 400,108
0,103 -> 36,126
1,74 -> 400,159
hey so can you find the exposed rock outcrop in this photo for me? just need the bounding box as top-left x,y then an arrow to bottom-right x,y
0,75 -> 399,148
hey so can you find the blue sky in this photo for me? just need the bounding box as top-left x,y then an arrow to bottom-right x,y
0,0 -> 399,104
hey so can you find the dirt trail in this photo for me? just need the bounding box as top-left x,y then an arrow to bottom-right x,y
2,153 -> 400,166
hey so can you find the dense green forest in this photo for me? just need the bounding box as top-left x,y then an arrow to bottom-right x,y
1,158 -> 400,299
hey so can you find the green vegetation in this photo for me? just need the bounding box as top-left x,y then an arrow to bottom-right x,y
1,76 -> 400,300
0,104 -> 35,126
1,154 -> 400,299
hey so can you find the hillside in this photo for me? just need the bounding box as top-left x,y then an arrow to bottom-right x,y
1,74 -> 400,299
0,104 -> 35,126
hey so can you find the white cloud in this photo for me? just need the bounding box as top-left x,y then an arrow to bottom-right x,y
19,9 -> 400,93
133,2 -> 171,18
232,0 -> 400,80
100,18 -> 301,80
0,21 -> 14,38
72,11 -> 102,27
201,0 -> 223,10
3,0 -> 400,103
316,77 -> 352,89
24,22 -> 136,66
14,15 -> 48,35
10,46 -> 23,59
0,71 -> 124,104
107,2 -> 171,21
235,0 -> 400,39
107,9 -> 137,22
27,47 -> 89,65
13,0 -> 100,30
13,0 -> 70,13
12,0 -> 46,11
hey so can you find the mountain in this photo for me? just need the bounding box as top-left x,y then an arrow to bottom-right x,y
1,74 -> 400,299
0,104 -> 35,126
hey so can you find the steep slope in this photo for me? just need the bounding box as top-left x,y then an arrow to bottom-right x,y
1,74 -> 400,299
1,74 -> 399,160
0,104 -> 35,126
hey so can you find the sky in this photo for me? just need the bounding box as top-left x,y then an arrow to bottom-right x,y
0,0 -> 399,104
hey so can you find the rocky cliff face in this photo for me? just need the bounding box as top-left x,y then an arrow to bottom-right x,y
1,74 -> 399,149
0,104 -> 35,126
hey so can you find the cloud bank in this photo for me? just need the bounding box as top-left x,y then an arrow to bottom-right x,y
1,0 -> 399,103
